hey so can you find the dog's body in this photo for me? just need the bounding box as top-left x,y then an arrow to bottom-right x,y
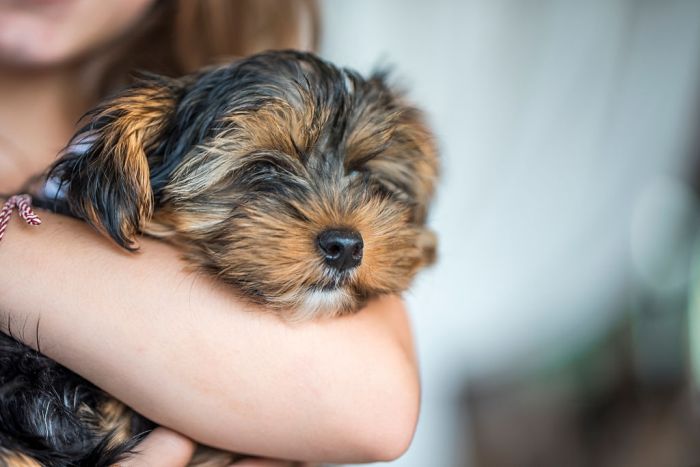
0,50 -> 438,466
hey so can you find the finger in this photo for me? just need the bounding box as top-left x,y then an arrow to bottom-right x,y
229,457 -> 300,467
119,427 -> 196,467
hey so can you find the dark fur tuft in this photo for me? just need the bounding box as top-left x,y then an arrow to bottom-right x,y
0,333 -> 153,466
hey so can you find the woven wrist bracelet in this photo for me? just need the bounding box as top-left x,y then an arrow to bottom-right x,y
0,194 -> 42,242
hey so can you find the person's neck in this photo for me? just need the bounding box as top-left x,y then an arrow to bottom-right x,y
0,64 -> 95,192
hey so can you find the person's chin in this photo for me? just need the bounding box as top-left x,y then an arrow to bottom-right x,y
0,17 -> 70,68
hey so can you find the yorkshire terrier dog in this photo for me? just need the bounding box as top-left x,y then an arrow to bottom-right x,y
0,50 -> 438,466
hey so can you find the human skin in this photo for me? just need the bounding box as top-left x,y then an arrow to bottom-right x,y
120,428 -> 196,467
0,0 -> 156,67
0,211 -> 420,462
0,1 -> 421,463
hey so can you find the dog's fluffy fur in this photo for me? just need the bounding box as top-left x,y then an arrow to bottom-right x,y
0,50 -> 438,465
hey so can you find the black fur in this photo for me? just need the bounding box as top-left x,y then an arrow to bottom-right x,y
0,332 -> 152,466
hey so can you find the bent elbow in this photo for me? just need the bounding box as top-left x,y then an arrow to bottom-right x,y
363,404 -> 419,462
344,362 -> 420,462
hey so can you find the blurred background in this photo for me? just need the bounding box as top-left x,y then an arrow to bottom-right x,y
319,1 -> 700,465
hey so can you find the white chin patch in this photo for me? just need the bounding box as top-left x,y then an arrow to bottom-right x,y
296,288 -> 351,320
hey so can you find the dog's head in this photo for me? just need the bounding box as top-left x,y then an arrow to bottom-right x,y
51,50 -> 439,319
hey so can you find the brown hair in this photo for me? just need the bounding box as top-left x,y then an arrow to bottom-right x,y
95,0 -> 319,96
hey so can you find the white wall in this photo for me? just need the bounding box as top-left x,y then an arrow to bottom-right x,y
319,1 -> 700,465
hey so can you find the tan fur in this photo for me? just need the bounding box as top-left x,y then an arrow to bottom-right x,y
0,451 -> 42,467
189,446 -> 240,466
148,95 -> 438,319
96,399 -> 134,448
46,52 -> 440,463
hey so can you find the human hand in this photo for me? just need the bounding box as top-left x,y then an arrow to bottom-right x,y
117,428 -> 310,467
118,427 -> 195,467
232,458 -> 315,466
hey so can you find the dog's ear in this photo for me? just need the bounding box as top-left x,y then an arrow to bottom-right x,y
50,77 -> 182,250
346,71 -> 439,226
392,105 -> 439,225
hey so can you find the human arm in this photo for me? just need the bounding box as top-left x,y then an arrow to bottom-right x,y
0,210 -> 420,463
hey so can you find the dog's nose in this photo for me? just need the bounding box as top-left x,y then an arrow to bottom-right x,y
317,229 -> 363,271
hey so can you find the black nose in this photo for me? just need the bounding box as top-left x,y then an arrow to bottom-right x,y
317,229 -> 363,271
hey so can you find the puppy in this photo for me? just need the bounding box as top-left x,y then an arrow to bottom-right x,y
0,50 -> 438,465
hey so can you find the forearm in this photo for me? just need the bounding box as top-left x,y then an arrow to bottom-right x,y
0,211 -> 419,463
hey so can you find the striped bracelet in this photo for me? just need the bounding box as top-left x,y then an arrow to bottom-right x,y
0,194 -> 42,242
